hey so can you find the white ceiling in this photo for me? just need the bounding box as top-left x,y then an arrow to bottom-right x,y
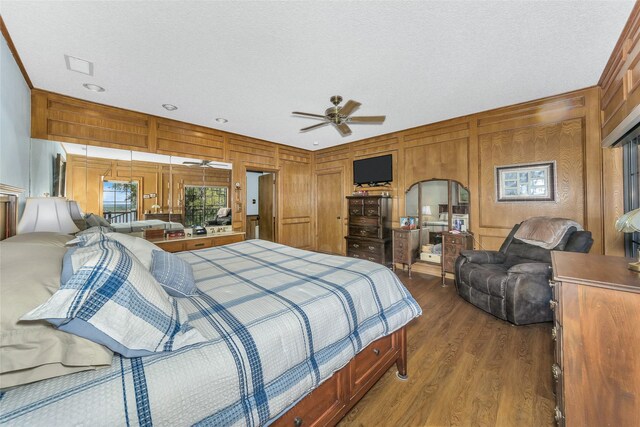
1,1 -> 635,151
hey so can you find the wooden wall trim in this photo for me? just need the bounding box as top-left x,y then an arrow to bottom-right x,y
0,15 -> 33,89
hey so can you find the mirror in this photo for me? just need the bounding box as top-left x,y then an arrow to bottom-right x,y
405,179 -> 470,264
32,141 -> 232,234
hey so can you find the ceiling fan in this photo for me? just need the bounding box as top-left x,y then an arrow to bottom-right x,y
292,95 -> 385,137
182,160 -> 219,167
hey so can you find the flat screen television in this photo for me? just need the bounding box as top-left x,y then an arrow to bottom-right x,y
353,154 -> 393,186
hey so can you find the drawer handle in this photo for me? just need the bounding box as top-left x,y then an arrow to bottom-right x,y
551,326 -> 557,341
353,243 -> 360,248
554,407 -> 563,423
373,348 -> 380,356
368,246 -> 375,250
551,363 -> 561,381
367,209 -> 377,215
293,417 -> 303,427
359,229 -> 367,235
351,209 -> 359,214
549,300 -> 558,310
353,254 -> 360,258
549,280 -> 557,288
193,243 -> 205,247
368,257 -> 375,261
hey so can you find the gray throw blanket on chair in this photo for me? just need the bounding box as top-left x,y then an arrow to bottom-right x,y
514,216 -> 583,249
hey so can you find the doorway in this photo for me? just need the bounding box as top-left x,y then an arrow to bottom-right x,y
246,170 -> 276,242
316,170 -> 344,254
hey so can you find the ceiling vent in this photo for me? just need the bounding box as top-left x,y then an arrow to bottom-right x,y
65,55 -> 94,76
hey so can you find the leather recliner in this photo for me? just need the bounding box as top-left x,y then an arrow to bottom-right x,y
454,223 -> 593,325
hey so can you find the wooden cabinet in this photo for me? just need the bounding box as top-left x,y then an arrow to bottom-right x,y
151,232 -> 245,253
441,231 -> 473,285
392,229 -> 420,277
550,252 -> 640,427
345,196 -> 391,266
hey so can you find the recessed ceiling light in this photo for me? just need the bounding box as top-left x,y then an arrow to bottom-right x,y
83,83 -> 105,92
162,104 -> 178,111
215,118 -> 228,124
65,55 -> 94,76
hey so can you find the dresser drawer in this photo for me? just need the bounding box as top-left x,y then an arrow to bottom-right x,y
185,239 -> 212,250
363,205 -> 380,217
444,234 -> 464,246
443,257 -> 456,273
346,239 -> 383,254
347,249 -> 383,263
213,234 -> 244,246
276,370 -> 345,427
349,216 -> 378,227
364,198 -> 381,206
352,334 -> 393,393
153,240 -> 186,253
349,225 -> 379,238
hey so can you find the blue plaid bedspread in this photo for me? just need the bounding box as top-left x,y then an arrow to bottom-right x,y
0,240 -> 421,426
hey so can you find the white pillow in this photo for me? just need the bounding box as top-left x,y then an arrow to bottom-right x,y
104,233 -> 162,270
217,207 -> 231,217
439,212 -> 448,221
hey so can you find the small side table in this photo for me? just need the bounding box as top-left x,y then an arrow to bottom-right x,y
441,231 -> 473,286
392,228 -> 420,277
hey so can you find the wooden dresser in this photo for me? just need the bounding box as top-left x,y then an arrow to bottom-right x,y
149,232 -> 244,253
392,228 -> 420,277
441,231 -> 473,285
550,252 -> 640,427
345,195 -> 391,266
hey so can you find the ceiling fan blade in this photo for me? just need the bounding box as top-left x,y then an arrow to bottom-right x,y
182,161 -> 203,165
300,122 -> 330,132
339,100 -> 361,117
348,115 -> 386,124
292,111 -> 327,120
336,122 -> 352,136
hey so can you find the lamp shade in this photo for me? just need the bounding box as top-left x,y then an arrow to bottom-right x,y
17,197 -> 80,234
67,200 -> 84,220
422,205 -> 432,215
615,207 -> 640,233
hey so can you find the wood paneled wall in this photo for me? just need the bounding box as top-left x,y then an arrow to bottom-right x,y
314,87 -> 621,255
32,90 -> 313,249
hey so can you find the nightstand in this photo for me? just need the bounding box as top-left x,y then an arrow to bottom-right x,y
392,228 -> 420,277
441,231 -> 473,285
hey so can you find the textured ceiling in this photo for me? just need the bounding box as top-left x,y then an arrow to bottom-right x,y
1,1 -> 634,150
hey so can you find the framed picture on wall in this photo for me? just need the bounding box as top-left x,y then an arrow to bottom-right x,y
495,161 -> 556,202
458,187 -> 469,204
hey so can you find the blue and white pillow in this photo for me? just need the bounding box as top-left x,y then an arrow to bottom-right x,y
151,250 -> 198,297
23,234 -> 206,358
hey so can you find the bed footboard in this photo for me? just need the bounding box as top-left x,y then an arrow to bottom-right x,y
273,326 -> 408,427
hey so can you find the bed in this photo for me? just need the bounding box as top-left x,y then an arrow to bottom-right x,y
0,204 -> 421,427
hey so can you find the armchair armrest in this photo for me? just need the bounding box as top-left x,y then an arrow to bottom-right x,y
459,250 -> 506,264
508,262 -> 551,276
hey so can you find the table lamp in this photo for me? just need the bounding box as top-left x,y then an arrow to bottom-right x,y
17,197 -> 80,234
615,207 -> 640,271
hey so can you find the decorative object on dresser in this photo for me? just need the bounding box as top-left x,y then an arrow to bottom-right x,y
550,252 -> 640,427
392,228 -> 420,277
345,195 -> 391,266
441,231 -> 473,286
615,207 -> 640,271
454,219 -> 593,325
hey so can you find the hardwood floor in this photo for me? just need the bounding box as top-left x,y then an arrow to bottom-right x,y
339,272 -> 555,427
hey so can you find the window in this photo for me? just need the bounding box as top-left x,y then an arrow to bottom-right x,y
623,132 -> 640,257
184,186 -> 228,226
103,181 -> 138,223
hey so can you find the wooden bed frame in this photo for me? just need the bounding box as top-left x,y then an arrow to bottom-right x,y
273,326 -> 407,427
0,184 -> 409,426
0,184 -> 22,240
